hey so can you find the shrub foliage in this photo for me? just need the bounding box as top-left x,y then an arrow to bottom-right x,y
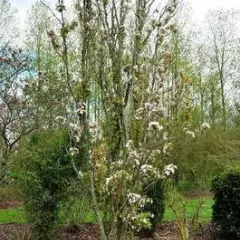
19,130 -> 75,240
144,181 -> 165,231
211,170 -> 240,239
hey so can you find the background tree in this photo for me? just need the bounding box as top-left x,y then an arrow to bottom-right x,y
0,47 -> 35,183
0,0 -> 18,45
205,9 -> 239,128
0,0 -> 34,183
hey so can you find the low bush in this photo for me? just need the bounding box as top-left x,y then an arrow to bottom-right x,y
0,182 -> 21,202
169,128 -> 238,191
211,170 -> 240,239
18,130 -> 75,240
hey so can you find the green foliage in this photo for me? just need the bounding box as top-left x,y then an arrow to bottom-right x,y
171,129 -> 236,191
0,182 -> 21,202
18,130 -> 75,240
143,181 -> 165,231
211,170 -> 240,238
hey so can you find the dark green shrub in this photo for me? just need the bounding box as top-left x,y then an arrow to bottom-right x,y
144,181 -> 165,231
19,130 -> 75,240
211,170 -> 240,239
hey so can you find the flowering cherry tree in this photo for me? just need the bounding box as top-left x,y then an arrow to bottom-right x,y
45,0 -> 180,239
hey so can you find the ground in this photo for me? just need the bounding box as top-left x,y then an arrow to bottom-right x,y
0,222 -> 220,240
0,199 -> 220,239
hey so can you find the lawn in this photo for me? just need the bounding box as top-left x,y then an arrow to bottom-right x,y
164,197 -> 213,222
0,197 -> 213,224
0,207 -> 26,224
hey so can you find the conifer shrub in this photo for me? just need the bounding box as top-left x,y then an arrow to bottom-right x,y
144,181 -> 165,231
19,130 -> 75,240
211,170 -> 240,239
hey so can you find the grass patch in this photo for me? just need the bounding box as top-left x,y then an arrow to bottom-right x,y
0,197 -> 213,224
164,197 -> 213,222
0,207 -> 26,224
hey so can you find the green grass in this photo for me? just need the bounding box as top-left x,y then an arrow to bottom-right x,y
0,206 -> 26,224
0,197 -> 213,224
164,197 -> 213,222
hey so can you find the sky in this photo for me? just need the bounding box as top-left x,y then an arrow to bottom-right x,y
10,0 -> 240,31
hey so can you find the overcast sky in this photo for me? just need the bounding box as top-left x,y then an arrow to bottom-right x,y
10,0 -> 240,30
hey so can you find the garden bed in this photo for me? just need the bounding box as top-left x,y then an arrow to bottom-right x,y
0,222 -> 220,240
0,202 -> 22,210
0,197 -> 218,239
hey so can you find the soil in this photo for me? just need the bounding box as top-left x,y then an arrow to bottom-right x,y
0,201 -> 22,210
194,223 -> 221,240
0,222 -> 220,240
182,191 -> 213,198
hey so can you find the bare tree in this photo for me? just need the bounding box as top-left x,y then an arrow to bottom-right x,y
0,0 -> 18,45
206,9 -> 239,128
0,47 -> 36,183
